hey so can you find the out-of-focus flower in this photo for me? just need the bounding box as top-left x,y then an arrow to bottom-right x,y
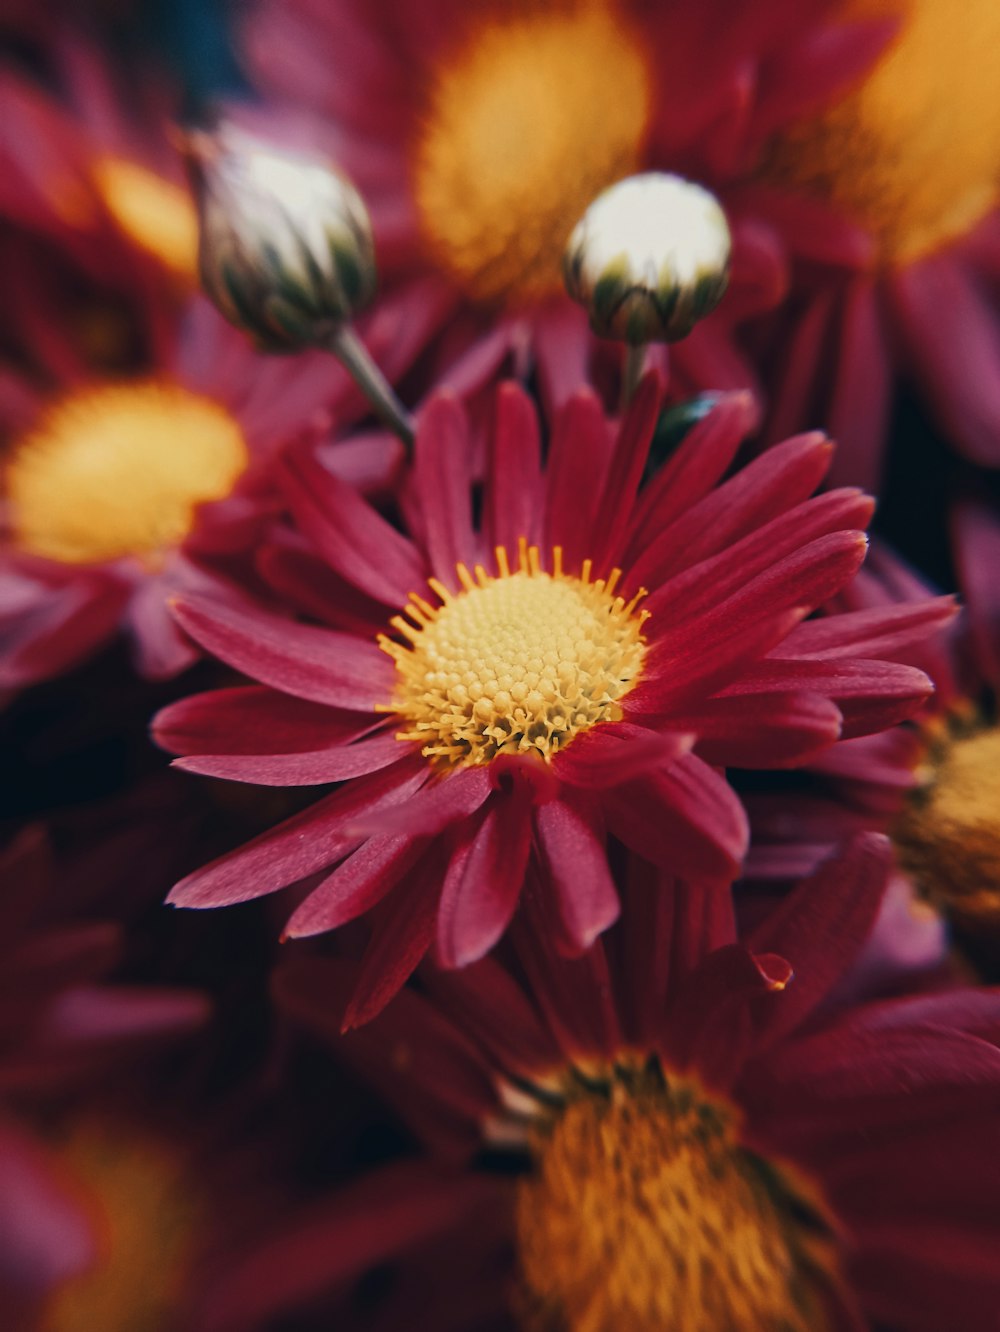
750,0 -> 1000,482
749,508 -> 1000,968
240,0 -> 895,409
198,836 -> 1000,1332
563,172 -> 731,344
186,123 -> 377,352
155,375 -> 947,1024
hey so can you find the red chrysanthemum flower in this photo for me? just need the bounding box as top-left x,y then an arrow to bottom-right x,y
748,0 -> 1000,484
750,507 -> 1000,960
239,0 -> 894,410
199,836 -> 1000,1332
156,375 -> 947,1023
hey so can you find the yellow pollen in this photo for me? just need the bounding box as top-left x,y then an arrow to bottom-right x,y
38,1122 -> 199,1332
6,380 -> 249,566
894,722 -> 1000,929
761,0 -> 1000,265
514,1067 -> 840,1332
92,156 -> 199,281
378,543 -> 648,768
412,3 -> 652,305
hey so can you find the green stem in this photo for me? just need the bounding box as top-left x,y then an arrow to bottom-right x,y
326,324 -> 415,448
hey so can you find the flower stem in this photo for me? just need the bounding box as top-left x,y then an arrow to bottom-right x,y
326,325 -> 415,448
621,342 -> 646,411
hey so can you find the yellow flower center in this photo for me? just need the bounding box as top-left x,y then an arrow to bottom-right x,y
514,1066 -> 840,1332
378,542 -> 648,768
38,1122 -> 199,1332
894,720 -> 1000,928
761,0 -> 1000,265
6,380 -> 249,566
411,3 -> 652,305
92,156 -> 199,281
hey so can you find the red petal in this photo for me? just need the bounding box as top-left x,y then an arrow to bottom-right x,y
486,382 -> 544,554
175,731 -> 406,787
535,797 -> 619,953
411,393 -> 477,580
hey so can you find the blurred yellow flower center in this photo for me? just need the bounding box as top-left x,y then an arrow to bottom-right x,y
895,723 -> 1000,928
378,542 -> 648,767
39,1123 -> 198,1332
515,1068 -> 839,1332
762,0 -> 1000,265
92,156 -> 199,280
7,380 -> 249,565
412,4 -> 651,305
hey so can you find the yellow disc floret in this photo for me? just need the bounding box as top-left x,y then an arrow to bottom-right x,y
92,156 -> 200,281
894,720 -> 1000,929
515,1064 -> 841,1332
39,1121 -> 199,1332
379,542 -> 648,768
762,0 -> 1000,265
6,380 -> 249,565
412,3 -> 651,305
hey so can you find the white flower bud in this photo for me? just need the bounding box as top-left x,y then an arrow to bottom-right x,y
186,123 -> 377,350
563,173 -> 731,344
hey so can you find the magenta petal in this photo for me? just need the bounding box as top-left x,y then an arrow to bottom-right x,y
411,393 -> 477,579
590,370 -> 662,571
175,731 -> 407,787
605,752 -> 748,880
553,723 -> 694,788
283,832 -> 424,938
542,388 -> 613,566
534,797 -> 619,953
170,594 -> 394,710
279,444 -> 426,604
437,792 -> 533,968
684,691 -> 843,768
486,382 -> 544,554
154,685 -> 370,757
167,757 -> 427,908
788,597 -> 958,660
352,765 -> 492,838
747,832 -> 893,1050
953,499 -> 1000,684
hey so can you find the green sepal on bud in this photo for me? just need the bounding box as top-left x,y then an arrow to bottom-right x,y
185,123 -> 378,351
563,173 -> 731,344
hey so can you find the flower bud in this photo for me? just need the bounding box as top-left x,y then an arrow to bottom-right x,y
185,124 -> 377,351
563,173 -> 731,344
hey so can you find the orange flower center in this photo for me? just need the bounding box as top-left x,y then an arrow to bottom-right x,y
6,380 -> 249,565
91,156 -> 199,282
894,719 -> 1000,928
762,0 -> 1000,265
514,1065 -> 841,1332
412,3 -> 652,305
378,541 -> 648,768
38,1122 -> 198,1332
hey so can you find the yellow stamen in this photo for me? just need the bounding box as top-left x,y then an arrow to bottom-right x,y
92,156 -> 199,281
515,1064 -> 841,1332
39,1122 -> 199,1332
762,0 -> 1000,265
894,720 -> 1000,928
412,2 -> 651,305
6,380 -> 249,566
378,543 -> 648,768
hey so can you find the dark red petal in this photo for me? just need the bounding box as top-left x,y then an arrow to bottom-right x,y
590,370 -> 662,571
553,723 -> 694,788
154,685 -> 369,756
486,382 -> 544,554
604,753 -> 748,880
535,797 -> 619,953
825,277 -> 893,494
543,388 -> 613,566
279,444 -> 426,603
167,757 -> 427,908
411,393 -> 477,580
625,390 -> 755,557
170,594 -> 393,710
629,431 -> 835,588
747,832 -> 893,1050
282,832 -> 425,938
684,691 -> 843,768
174,731 -> 407,787
436,791 -> 533,968
722,657 -> 933,736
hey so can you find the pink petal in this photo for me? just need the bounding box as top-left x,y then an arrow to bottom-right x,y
154,685 -> 369,756
684,691 -> 843,768
542,388 -> 613,568
485,382 -> 544,554
411,393 -> 477,580
174,731 -> 408,787
534,797 -> 619,953
590,371 -> 663,571
553,723 -> 694,788
283,832 -> 424,938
